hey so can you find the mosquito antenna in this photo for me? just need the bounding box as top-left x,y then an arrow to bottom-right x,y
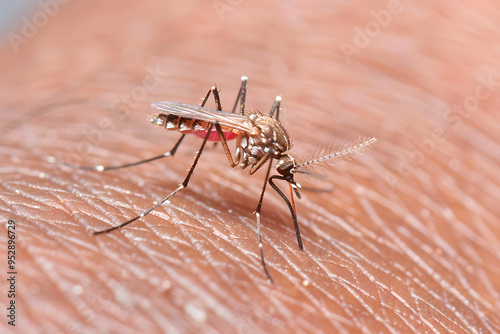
294,137 -> 376,173
269,175 -> 304,251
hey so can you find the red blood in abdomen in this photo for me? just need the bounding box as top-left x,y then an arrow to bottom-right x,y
194,129 -> 238,142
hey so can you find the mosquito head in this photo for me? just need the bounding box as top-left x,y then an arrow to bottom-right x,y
276,154 -> 297,177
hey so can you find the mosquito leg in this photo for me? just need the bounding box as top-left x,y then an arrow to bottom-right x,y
211,122 -> 240,167
201,85 -> 222,109
231,75 -> 248,115
287,181 -> 303,249
249,152 -> 272,175
94,123 -> 215,235
209,86 -> 223,111
268,95 -> 282,119
207,86 -> 224,149
53,134 -> 186,171
254,159 -> 275,283
269,175 -> 304,251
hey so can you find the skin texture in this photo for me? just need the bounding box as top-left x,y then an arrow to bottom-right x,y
1,0 -> 500,333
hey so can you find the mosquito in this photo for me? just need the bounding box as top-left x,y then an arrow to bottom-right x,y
56,76 -> 376,282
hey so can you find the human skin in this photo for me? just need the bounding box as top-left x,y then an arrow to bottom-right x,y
1,0 -> 500,333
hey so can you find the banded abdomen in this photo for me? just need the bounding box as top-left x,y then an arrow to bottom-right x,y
150,113 -> 239,141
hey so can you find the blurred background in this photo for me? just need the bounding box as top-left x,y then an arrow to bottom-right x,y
0,1 -> 38,40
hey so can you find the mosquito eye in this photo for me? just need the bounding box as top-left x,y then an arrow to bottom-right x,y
277,161 -> 293,175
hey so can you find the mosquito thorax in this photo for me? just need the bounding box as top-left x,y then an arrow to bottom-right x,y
236,109 -> 292,170
245,109 -> 291,149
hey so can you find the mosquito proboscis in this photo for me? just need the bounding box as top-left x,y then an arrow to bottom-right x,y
54,76 -> 376,283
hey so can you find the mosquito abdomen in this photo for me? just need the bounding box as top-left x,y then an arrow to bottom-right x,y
150,113 -> 239,141
151,113 -> 206,132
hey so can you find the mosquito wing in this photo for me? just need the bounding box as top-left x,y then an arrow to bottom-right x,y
152,101 -> 255,133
